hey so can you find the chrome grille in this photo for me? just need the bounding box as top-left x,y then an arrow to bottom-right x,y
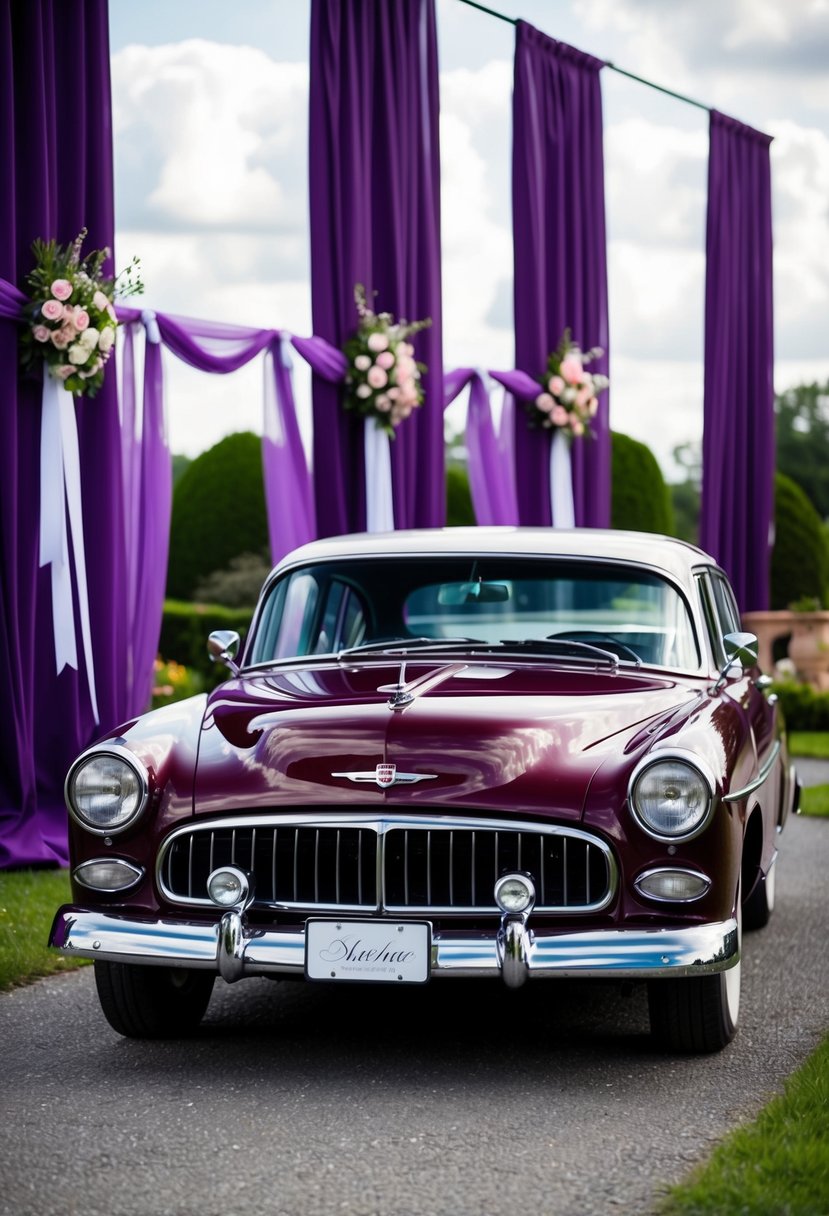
158,813 -> 616,915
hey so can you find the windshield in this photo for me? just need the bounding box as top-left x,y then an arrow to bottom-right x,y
246,556 -> 700,671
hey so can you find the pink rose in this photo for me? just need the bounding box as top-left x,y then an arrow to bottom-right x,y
54,365 -> 75,380
552,405 -> 570,427
367,366 -> 388,389
535,393 -> 554,412
548,375 -> 565,396
51,327 -> 71,350
51,279 -> 73,301
571,419 -> 585,437
367,332 -> 389,353
73,308 -> 90,332
560,355 -> 583,385
42,299 -> 63,322
375,395 -> 391,412
33,325 -> 50,343
376,350 -> 395,370
93,290 -> 110,311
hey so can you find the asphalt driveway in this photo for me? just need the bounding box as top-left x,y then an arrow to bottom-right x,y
1,811 -> 826,1216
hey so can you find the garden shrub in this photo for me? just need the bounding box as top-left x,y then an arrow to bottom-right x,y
770,473 -> 829,609
611,432 -> 676,536
194,551 -> 272,608
772,680 -> 829,732
167,432 -> 269,601
159,600 -> 252,686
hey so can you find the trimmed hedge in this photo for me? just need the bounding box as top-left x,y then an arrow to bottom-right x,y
611,432 -> 676,535
772,681 -> 829,733
446,464 -> 476,526
770,472 -> 829,610
159,600 -> 252,685
167,432 -> 269,601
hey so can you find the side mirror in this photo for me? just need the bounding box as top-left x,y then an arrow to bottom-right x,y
712,631 -> 758,693
208,630 -> 241,675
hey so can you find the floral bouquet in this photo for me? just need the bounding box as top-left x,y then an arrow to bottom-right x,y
343,284 -> 431,437
20,228 -> 143,398
527,329 -> 609,438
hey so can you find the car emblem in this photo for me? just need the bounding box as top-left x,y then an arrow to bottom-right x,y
331,764 -> 437,789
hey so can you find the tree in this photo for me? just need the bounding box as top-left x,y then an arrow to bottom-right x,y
775,380 -> 829,520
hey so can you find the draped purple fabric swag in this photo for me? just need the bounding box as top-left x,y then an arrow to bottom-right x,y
0,0 -> 126,867
512,21 -> 610,528
309,0 -> 444,535
700,112 -> 774,610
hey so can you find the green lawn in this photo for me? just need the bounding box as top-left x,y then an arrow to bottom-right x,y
660,1036 -> 829,1216
801,784 -> 829,818
0,868 -> 88,990
789,731 -> 829,759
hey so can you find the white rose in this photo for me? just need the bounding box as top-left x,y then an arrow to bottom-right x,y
68,344 -> 89,366
80,327 -> 100,349
98,326 -> 114,353
354,354 -> 371,371
356,384 -> 372,399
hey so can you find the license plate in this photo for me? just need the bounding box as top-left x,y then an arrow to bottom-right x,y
305,919 -> 430,983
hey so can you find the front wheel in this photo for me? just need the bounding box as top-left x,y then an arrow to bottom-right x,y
94,961 -> 215,1039
647,963 -> 740,1053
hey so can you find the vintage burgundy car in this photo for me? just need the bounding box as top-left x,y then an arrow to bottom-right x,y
50,529 -> 798,1051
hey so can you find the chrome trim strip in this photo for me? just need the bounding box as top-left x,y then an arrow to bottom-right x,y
50,908 -> 739,980
723,739 -> 782,803
155,812 -> 618,915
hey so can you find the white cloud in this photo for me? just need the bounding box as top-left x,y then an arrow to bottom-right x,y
112,41 -> 308,232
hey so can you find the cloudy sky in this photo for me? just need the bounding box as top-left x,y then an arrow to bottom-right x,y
108,0 -> 829,480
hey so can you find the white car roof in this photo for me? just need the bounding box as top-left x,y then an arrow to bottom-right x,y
275,527 -> 719,591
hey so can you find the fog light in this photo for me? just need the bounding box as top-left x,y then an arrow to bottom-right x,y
207,867 -> 251,909
494,872 -> 536,914
74,858 -> 144,893
635,868 -> 711,903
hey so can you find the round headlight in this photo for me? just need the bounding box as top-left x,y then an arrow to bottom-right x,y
630,758 -> 713,840
66,749 -> 148,835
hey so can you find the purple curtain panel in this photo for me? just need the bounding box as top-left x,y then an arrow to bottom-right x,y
308,0 -> 444,535
512,21 -> 611,528
0,0 -> 128,867
700,112 -> 774,611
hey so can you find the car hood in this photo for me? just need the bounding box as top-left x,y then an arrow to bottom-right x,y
191,658 -> 704,822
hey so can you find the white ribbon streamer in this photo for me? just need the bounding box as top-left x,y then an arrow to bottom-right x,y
364,418 -> 395,533
550,429 -> 575,529
39,375 -> 100,723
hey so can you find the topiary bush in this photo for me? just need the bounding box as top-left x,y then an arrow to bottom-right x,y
446,464 -> 476,526
770,473 -> 829,610
771,680 -> 829,732
611,432 -> 675,535
167,432 -> 269,601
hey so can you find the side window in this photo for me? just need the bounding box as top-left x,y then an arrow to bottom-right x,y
696,573 -> 724,667
711,574 -> 741,635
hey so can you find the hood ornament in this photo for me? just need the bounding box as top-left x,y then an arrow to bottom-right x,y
331,763 -> 437,789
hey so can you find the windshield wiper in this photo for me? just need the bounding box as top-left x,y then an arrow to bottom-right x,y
493,638 -> 620,665
339,637 -> 484,658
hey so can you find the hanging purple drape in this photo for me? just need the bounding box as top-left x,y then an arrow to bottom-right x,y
0,0 -> 129,868
444,369 -> 518,526
116,310 -> 317,575
308,0 -> 444,536
512,21 -> 610,528
700,112 -> 774,610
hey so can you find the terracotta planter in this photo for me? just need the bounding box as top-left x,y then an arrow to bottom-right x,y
788,612 -> 829,690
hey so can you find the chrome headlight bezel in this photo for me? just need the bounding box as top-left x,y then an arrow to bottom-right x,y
628,751 -> 716,843
64,745 -> 150,836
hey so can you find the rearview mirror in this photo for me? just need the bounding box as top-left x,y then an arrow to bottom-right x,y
437,581 -> 510,606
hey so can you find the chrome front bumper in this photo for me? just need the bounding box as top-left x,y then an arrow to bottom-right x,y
50,906 -> 739,985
